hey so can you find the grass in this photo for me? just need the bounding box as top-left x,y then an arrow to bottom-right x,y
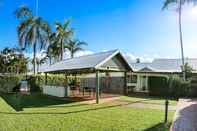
120,95 -> 178,106
0,93 -> 174,131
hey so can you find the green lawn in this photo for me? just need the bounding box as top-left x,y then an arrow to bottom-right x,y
0,93 -> 174,131
120,96 -> 177,106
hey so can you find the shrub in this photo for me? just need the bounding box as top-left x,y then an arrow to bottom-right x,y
148,75 -> 197,98
0,75 -> 23,93
168,76 -> 190,98
148,76 -> 168,97
28,75 -> 45,92
46,74 -> 67,87
188,77 -> 197,97
149,76 -> 197,98
28,74 -> 79,91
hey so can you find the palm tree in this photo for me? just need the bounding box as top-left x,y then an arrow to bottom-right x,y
35,56 -> 47,73
65,39 -> 87,58
55,20 -> 73,60
162,0 -> 197,81
46,33 -> 61,64
15,6 -> 50,74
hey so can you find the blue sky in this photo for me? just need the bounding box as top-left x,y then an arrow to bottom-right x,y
1,0 -> 197,62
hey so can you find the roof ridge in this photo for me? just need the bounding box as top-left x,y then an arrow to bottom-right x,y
154,58 -> 197,60
50,49 -> 119,66
62,49 -> 119,61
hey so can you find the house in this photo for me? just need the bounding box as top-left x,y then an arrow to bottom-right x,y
39,49 -> 197,97
129,58 -> 197,92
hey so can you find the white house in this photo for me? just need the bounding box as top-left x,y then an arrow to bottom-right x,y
129,58 -> 197,92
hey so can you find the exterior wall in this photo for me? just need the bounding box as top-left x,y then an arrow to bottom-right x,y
101,55 -> 128,71
128,72 -> 180,92
43,85 -> 69,97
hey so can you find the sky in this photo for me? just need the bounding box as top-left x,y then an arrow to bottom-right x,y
1,0 -> 197,62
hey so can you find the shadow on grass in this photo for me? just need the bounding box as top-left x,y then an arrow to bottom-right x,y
128,95 -> 173,101
144,122 -> 171,131
0,98 -> 165,115
0,92 -> 76,111
125,95 -> 177,105
0,103 -> 121,115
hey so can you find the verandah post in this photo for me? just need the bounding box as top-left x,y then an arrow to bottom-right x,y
96,70 -> 100,104
124,72 -> 127,95
45,73 -> 48,85
65,73 -> 70,97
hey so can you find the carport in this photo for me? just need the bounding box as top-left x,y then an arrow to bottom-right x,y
41,50 -> 132,103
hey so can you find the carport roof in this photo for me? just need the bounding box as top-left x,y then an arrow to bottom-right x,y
40,49 -> 132,73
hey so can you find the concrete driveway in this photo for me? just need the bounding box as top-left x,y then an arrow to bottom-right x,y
171,99 -> 197,131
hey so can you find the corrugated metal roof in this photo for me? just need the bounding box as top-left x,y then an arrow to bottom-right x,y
40,49 -> 131,73
130,58 -> 197,73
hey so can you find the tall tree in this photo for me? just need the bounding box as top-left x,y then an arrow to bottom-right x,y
55,20 -> 73,60
162,0 -> 197,80
15,6 -> 50,74
65,39 -> 87,58
0,47 -> 28,74
34,56 -> 47,73
47,32 -> 61,64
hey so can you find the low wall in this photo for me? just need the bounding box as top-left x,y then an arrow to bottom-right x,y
43,85 -> 69,97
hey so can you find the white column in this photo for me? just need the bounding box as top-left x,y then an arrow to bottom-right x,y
145,75 -> 148,91
136,75 -> 140,91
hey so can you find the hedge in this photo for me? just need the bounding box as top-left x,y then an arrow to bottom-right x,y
148,76 -> 197,98
0,75 -> 23,93
148,76 -> 168,96
28,74 -> 79,91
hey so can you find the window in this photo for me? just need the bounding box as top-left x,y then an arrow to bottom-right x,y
127,75 -> 137,83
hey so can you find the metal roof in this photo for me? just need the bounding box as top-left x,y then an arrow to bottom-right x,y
130,58 -> 197,73
40,49 -> 132,73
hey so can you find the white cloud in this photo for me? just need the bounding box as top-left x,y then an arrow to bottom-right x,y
74,50 -> 94,57
183,5 -> 197,22
24,49 -> 46,59
124,52 -> 157,63
64,50 -> 94,58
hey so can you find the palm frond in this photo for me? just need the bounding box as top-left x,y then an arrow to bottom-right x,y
162,0 -> 177,10
15,5 -> 33,20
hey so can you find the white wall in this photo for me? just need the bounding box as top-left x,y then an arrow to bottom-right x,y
43,85 -> 68,97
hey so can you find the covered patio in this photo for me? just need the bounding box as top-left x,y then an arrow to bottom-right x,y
40,50 -> 132,103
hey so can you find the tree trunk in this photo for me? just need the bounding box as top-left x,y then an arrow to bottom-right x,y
71,51 -> 74,58
178,0 -> 186,81
60,39 -> 64,61
49,56 -> 52,65
37,63 -> 39,73
33,43 -> 36,74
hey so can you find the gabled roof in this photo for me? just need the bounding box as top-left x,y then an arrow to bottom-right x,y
130,58 -> 197,73
139,67 -> 155,72
40,50 -> 132,73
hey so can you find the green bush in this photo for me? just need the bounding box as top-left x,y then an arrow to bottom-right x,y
148,76 -> 168,96
0,75 -> 23,93
46,74 -> 67,87
168,76 -> 190,98
28,75 -> 45,92
149,76 -> 197,98
28,74 -> 78,91
187,77 -> 197,97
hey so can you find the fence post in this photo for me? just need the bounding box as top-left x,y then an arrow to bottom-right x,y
164,99 -> 169,123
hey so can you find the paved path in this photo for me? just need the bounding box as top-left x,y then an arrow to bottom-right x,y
171,99 -> 197,131
124,102 -> 176,110
84,97 -> 177,110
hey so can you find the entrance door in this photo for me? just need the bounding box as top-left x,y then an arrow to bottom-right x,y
139,76 -> 148,91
